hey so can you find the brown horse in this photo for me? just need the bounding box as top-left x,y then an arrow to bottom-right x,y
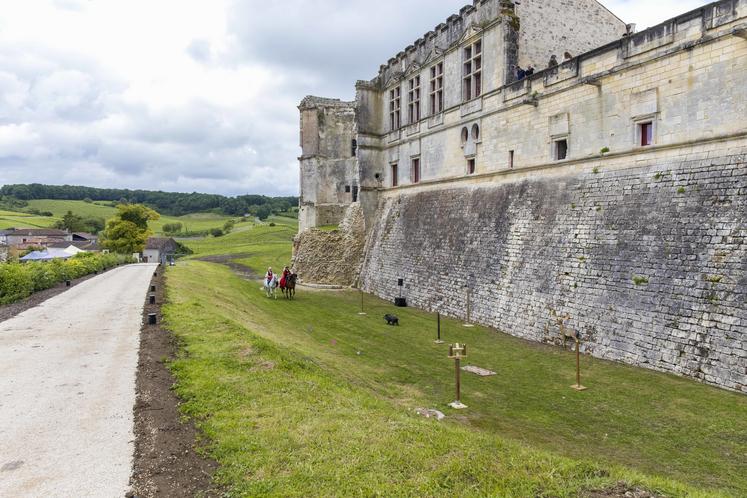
281,273 -> 297,300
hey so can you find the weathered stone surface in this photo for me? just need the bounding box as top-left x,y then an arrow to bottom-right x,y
361,152 -> 747,392
292,204 -> 365,287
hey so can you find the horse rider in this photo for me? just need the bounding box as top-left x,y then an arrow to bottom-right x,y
265,267 -> 274,286
280,266 -> 291,288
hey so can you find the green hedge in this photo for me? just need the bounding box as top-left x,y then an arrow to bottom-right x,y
0,252 -> 136,305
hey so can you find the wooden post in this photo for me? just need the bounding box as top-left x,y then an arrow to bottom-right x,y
571,337 -> 587,391
435,312 -> 444,344
455,357 -> 461,402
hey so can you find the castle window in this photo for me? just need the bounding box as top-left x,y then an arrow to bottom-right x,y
345,185 -> 351,193
508,150 -> 514,169
389,87 -> 401,130
462,40 -> 482,101
429,62 -> 444,114
461,127 -> 469,145
351,139 -> 357,157
391,163 -> 398,187
638,122 -> 653,146
554,139 -> 569,161
407,76 -> 421,124
472,124 -> 480,142
411,157 -> 421,184
352,186 -> 359,203
467,158 -> 476,175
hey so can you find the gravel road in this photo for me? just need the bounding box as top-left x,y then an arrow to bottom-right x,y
0,263 -> 157,498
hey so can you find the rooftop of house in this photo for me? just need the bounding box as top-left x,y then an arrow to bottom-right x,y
72,232 -> 98,240
48,240 -> 100,251
5,228 -> 69,237
145,237 -> 177,251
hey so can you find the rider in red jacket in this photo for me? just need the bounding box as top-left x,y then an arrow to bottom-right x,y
279,266 -> 291,287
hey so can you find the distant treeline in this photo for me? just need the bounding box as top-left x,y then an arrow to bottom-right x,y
0,184 -> 299,217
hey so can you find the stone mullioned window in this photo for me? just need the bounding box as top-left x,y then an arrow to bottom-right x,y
429,62 -> 444,115
462,40 -> 482,102
389,87 -> 401,131
407,76 -> 421,124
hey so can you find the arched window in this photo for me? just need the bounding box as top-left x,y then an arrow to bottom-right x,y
472,124 -> 480,141
461,127 -> 469,145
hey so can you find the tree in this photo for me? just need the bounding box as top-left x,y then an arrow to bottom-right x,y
256,205 -> 272,221
162,222 -> 183,234
116,204 -> 159,229
53,211 -> 106,234
102,204 -> 160,254
223,219 -> 235,233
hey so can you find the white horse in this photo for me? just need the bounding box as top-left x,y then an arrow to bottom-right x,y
263,275 -> 278,299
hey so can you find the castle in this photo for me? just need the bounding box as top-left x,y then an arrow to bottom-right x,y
293,0 -> 747,392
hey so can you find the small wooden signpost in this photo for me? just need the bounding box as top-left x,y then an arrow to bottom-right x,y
448,343 -> 468,409
570,333 -> 587,391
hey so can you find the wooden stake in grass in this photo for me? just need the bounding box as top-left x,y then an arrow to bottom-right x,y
448,343 -> 468,409
435,312 -> 444,344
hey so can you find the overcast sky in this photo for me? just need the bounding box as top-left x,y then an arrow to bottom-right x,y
0,0 -> 705,197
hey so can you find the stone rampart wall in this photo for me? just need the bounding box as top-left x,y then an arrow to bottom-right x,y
292,204 -> 366,287
360,144 -> 747,392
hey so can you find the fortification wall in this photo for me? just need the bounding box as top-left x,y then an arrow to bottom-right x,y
292,204 -> 366,287
360,141 -> 747,392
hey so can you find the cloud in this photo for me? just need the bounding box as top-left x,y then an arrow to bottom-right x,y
0,0 -> 711,197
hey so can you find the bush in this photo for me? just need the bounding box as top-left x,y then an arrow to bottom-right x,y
0,263 -> 34,304
0,252 -> 135,305
210,228 -> 224,237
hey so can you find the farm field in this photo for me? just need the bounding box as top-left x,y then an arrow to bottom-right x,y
0,210 -> 60,229
21,199 -> 242,235
161,222 -> 747,497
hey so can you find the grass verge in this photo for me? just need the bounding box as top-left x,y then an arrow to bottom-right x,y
166,262 -> 708,497
165,246 -> 746,496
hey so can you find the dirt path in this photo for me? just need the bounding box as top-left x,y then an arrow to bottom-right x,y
196,253 -> 257,280
130,269 -> 221,497
0,263 -> 156,498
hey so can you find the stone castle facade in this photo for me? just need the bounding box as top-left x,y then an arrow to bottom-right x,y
294,0 -> 747,392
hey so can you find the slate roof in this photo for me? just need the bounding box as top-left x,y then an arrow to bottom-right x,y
72,232 -> 98,241
48,240 -> 100,251
6,228 -> 69,236
145,237 -> 177,252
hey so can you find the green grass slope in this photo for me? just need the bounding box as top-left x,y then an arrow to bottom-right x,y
21,199 -> 242,235
166,222 -> 746,496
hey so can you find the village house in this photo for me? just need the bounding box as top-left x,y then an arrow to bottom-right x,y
3,228 -> 73,249
143,237 -> 177,265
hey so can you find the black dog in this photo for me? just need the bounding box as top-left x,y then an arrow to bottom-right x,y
384,314 -> 399,326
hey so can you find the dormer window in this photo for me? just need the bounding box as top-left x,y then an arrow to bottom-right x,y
389,87 -> 401,130
407,76 -> 421,124
462,40 -> 482,101
429,62 -> 444,114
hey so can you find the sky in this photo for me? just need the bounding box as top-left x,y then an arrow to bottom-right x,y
0,0 -> 706,197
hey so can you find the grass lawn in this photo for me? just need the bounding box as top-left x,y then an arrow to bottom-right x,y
163,223 -> 747,497
22,199 -> 242,235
